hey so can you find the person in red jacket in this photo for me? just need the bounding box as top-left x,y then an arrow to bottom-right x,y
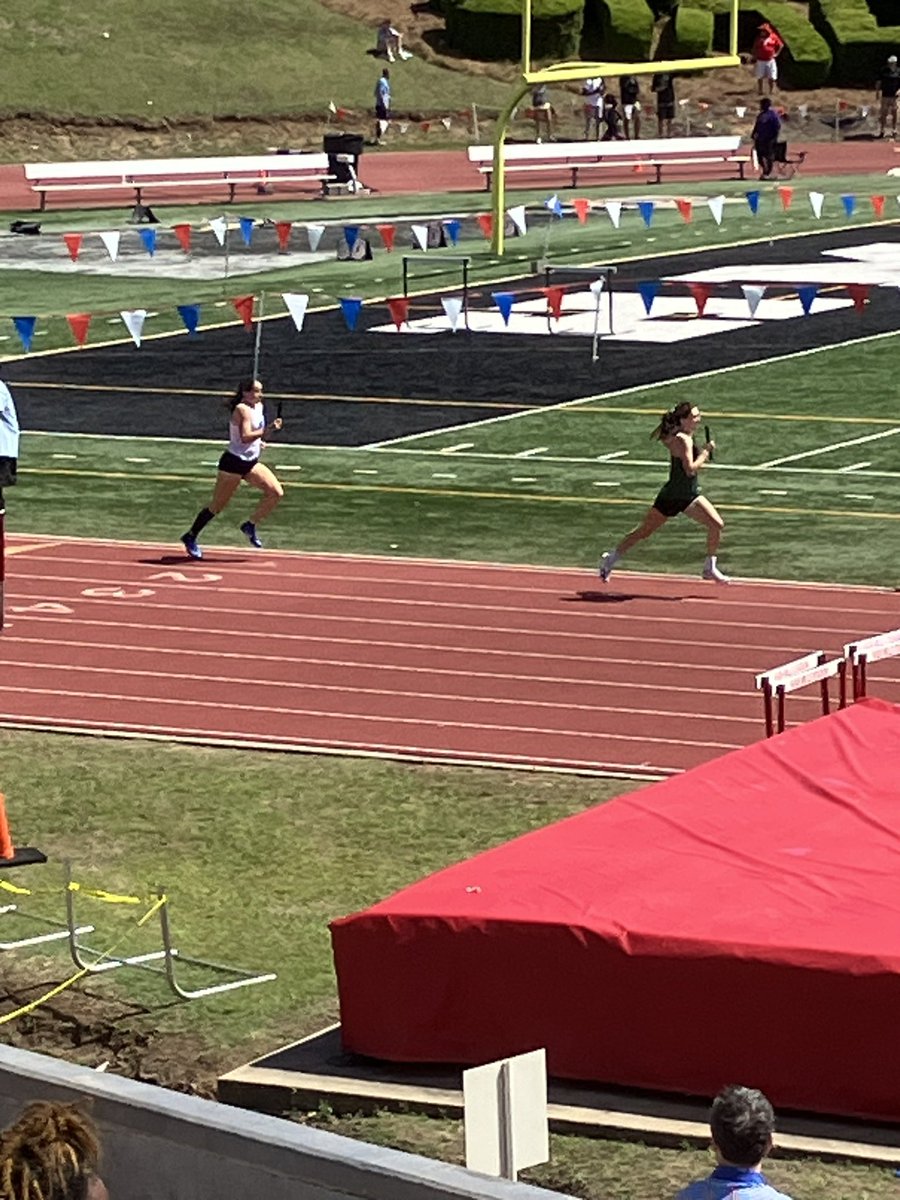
752,22 -> 784,96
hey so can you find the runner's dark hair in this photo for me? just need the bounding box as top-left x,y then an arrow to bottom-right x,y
228,378 -> 259,412
651,401 -> 694,440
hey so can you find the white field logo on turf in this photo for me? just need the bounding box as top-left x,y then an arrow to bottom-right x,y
370,244 -> 898,342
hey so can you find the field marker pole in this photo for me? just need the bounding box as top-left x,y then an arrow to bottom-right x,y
0,494 -> 5,631
252,293 -> 265,380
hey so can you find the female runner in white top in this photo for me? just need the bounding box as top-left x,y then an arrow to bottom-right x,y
181,378 -> 283,560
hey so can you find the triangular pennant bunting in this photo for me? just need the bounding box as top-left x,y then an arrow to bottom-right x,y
232,295 -> 255,329
441,296 -> 464,331
339,296 -> 363,332
707,195 -> 725,226
841,194 -> 856,217
605,200 -> 622,229
282,292 -> 310,332
172,223 -> 192,254
589,278 -> 606,299
411,223 -> 429,252
507,205 -> 527,236
66,312 -> 92,347
177,304 -> 201,337
239,216 -> 255,246
63,233 -> 82,262
676,199 -> 693,223
637,200 -> 654,228
687,283 -> 711,317
798,284 -> 818,315
777,186 -> 794,211
209,216 -> 228,246
139,227 -> 157,256
377,223 -> 396,251
275,221 -> 292,251
492,292 -> 515,325
12,316 -> 37,352
542,286 -> 565,320
637,281 -> 660,315
476,213 -> 493,240
741,284 -> 766,317
306,223 -> 325,252
745,190 -> 760,215
343,225 -> 359,249
870,194 -> 886,219
808,191 -> 825,219
847,283 -> 869,313
544,194 -> 563,218
120,309 -> 147,347
443,219 -> 461,246
572,198 -> 590,225
98,230 -> 120,262
387,297 -> 410,329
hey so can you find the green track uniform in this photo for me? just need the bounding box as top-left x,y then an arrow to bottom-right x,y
653,441 -> 700,517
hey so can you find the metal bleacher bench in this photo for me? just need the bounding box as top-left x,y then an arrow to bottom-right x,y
23,153 -> 334,210
467,136 -> 749,189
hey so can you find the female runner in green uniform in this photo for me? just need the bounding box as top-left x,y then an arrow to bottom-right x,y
599,401 -> 729,582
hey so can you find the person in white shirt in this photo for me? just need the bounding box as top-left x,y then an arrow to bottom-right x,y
376,19 -> 411,61
0,379 -> 19,507
581,77 -> 605,139
180,378 -> 283,561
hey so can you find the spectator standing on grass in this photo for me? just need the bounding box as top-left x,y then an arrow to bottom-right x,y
876,54 -> 900,138
751,22 -> 783,96
601,94 -> 625,141
675,1085 -> 793,1200
620,74 -> 642,139
530,83 -> 554,142
374,68 -> 391,144
752,96 -> 781,179
581,76 -> 604,139
652,71 -> 676,137
0,378 -> 19,510
0,1100 -> 109,1200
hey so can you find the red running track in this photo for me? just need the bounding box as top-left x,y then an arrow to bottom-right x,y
1,536 -> 898,777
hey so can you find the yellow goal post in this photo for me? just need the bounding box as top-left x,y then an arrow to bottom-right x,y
489,0 -> 740,253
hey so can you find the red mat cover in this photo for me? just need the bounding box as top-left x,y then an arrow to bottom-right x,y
331,699 -> 900,1121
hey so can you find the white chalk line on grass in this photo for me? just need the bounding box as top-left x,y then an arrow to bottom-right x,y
363,328 -> 900,449
758,427 -> 900,469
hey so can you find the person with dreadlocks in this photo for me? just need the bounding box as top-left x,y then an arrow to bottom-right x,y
0,1100 -> 108,1199
598,401 -> 729,582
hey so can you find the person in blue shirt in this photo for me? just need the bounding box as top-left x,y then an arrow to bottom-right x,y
676,1085 -> 793,1200
0,379 -> 20,508
751,97 -> 781,179
374,68 -> 391,144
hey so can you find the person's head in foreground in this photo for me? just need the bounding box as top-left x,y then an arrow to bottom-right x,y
710,1085 -> 776,1168
0,1100 -> 108,1200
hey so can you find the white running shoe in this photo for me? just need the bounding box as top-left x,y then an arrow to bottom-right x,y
702,562 -> 731,583
599,552 -> 616,582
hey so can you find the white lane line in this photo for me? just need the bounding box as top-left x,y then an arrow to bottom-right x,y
839,461 -> 872,472
757,427 -> 900,469
51,453 -> 78,459
353,468 -> 379,474
432,472 -> 457,479
439,442 -> 474,454
593,481 -> 621,487
759,489 -> 788,496
511,476 -> 537,483
844,493 -> 875,500
513,446 -> 549,458
597,450 -> 629,461
124,457 -> 150,463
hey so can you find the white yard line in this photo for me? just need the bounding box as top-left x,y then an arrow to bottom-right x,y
757,427 -> 900,469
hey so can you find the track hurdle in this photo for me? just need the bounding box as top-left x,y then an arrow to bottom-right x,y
844,628 -> 900,700
755,651 -> 847,738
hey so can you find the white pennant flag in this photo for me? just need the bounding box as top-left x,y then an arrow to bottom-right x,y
411,223 -> 429,252
605,200 -> 622,229
399,121 -> 409,134
120,309 -> 147,347
441,116 -> 452,130
442,296 -> 464,331
707,195 -> 725,226
209,216 -> 228,246
99,230 -> 120,261
306,223 -> 326,252
589,278 -> 606,299
741,285 -> 766,317
735,105 -> 747,118
282,292 -> 310,332
378,119 -> 389,135
328,101 -> 337,114
808,191 -> 825,219
798,103 -> 809,119
507,205 -> 527,236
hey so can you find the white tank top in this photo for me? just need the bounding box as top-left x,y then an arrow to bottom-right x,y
228,402 -> 264,461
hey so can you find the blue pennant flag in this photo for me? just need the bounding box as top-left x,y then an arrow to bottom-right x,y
343,225 -> 360,249
841,194 -> 856,217
340,296 -> 363,331
637,200 -> 655,228
745,190 -> 761,215
637,281 -> 660,315
544,194 -> 564,218
798,284 -> 818,316
239,216 -> 255,246
12,315 -> 36,352
491,291 -> 515,325
177,304 -> 201,337
138,227 -> 157,256
443,219 -> 461,246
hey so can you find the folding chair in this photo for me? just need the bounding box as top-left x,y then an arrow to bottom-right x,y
772,142 -> 807,179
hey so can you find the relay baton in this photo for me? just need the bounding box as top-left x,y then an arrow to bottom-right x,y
705,424 -> 714,462
276,400 -> 284,424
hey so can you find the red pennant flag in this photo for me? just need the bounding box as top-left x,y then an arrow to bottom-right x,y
63,233 -> 83,262
336,107 -> 350,121
172,223 -> 192,253
847,283 -> 870,312
838,99 -> 849,111
476,213 -> 493,240
687,282 -> 711,317
676,198 -> 693,223
377,223 -> 396,251
870,194 -> 886,218
420,121 -> 431,133
572,198 -> 590,225
66,312 -> 92,347
632,161 -> 645,174
275,220 -> 292,251
386,296 -> 410,329
232,295 -> 255,329
777,186 -> 794,211
541,286 -> 566,320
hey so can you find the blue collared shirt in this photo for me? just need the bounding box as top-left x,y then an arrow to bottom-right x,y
676,1165 -> 794,1200
0,381 -> 19,459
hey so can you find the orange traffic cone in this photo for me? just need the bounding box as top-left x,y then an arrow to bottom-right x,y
0,794 -> 15,860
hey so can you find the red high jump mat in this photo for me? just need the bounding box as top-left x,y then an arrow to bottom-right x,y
331,698 -> 900,1122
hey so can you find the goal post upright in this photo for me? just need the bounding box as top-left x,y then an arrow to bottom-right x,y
489,0 -> 740,254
